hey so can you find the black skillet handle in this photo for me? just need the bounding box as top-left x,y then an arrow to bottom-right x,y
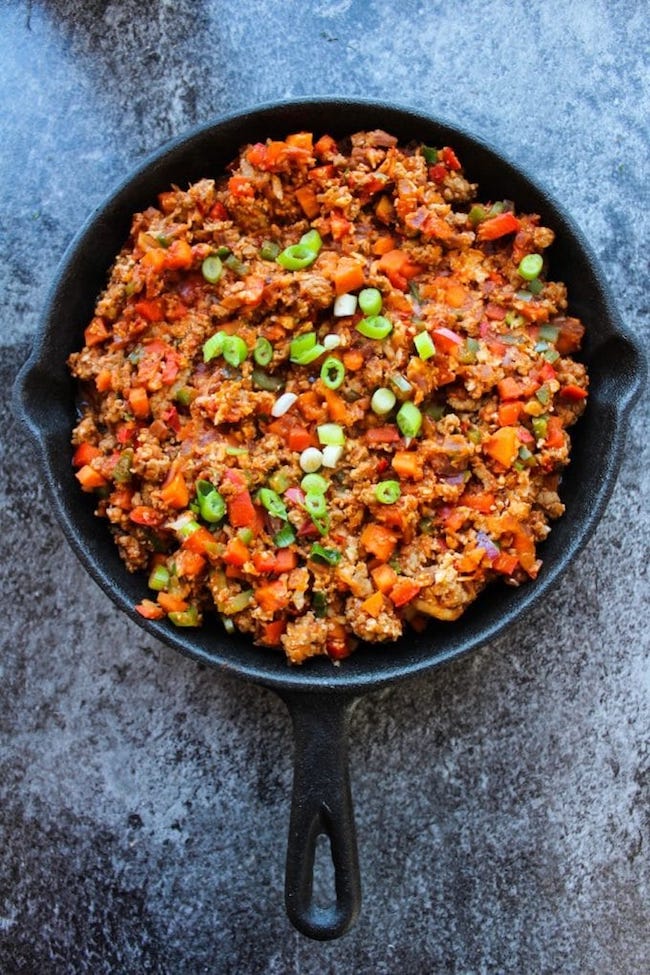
278,690 -> 361,940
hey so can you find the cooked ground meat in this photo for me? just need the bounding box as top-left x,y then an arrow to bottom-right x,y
68,129 -> 588,664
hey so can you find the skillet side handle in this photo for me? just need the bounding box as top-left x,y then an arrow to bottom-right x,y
279,690 -> 361,940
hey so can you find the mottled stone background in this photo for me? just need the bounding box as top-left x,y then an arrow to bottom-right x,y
1,1 -> 648,972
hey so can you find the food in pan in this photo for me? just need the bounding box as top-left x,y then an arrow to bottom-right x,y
68,129 -> 588,663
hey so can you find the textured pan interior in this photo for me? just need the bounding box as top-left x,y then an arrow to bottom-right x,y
17,97 -> 645,693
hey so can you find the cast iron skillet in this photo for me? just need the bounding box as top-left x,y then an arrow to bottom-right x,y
15,98 -> 645,941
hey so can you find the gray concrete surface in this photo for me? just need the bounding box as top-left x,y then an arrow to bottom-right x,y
1,1 -> 648,972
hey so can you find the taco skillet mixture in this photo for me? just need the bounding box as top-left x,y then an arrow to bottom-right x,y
68,129 -> 588,663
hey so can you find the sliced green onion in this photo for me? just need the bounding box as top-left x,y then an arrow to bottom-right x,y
371,387 -> 397,416
203,331 -> 226,362
254,336 -> 273,366
518,253 -> 543,280
535,384 -> 551,406
224,253 -> 249,276
113,449 -> 133,484
356,315 -> 393,340
321,444 -> 344,468
333,293 -> 357,316
221,590 -> 253,614
323,332 -> 342,349
538,324 -> 559,343
222,335 -> 248,367
389,373 -> 413,396
201,254 -> 223,284
277,230 -> 322,270
527,277 -> 544,295
148,564 -> 170,591
317,423 -> 345,446
320,356 -> 345,389
273,524 -> 296,547
299,447 -> 323,473
237,527 -> 254,544
304,492 -> 327,518
176,517 -> 201,540
312,591 -> 328,615
289,329 -> 325,364
309,543 -> 341,566
301,473 -> 328,495
260,240 -> 280,261
268,469 -> 292,494
225,445 -> 248,456
215,246 -> 231,258
414,331 -> 436,360
396,401 -> 422,438
195,480 -> 226,523
257,487 -> 288,520
174,386 -> 194,406
311,512 -> 330,536
358,287 -> 383,316
375,480 -> 401,504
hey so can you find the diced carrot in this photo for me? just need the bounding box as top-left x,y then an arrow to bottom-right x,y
342,349 -> 364,371
227,175 -> 254,198
484,427 -> 520,467
272,548 -> 298,573
377,249 -> 422,291
296,389 -> 324,421
128,386 -> 150,419
135,599 -> 165,620
544,416 -> 565,449
372,234 -> 396,255
498,401 -> 523,426
559,384 -> 588,401
255,580 -> 289,613
513,529 -> 537,575
141,248 -> 167,272
388,578 -> 422,607
295,184 -> 320,219
322,386 -> 350,425
333,256 -> 366,296
84,317 -> 111,347
371,563 -> 399,594
442,506 -> 466,532
183,526 -> 218,556
313,134 -> 337,159
253,551 -> 277,574
208,200 -> 229,221
326,621 -> 352,660
159,470 -> 189,509
75,464 -> 108,491
555,317 -> 585,354
288,426 -> 315,452
227,489 -> 257,529
223,537 -> 250,567
391,451 -> 423,480
360,523 -> 398,562
374,196 -> 395,225
72,442 -> 102,467
164,238 -> 194,270
476,212 -> 521,240
497,377 -> 535,401
366,425 -> 401,444
329,211 -> 352,239
309,164 -> 335,183
175,549 -> 206,578
157,592 -> 188,614
95,369 -> 113,392
158,191 -> 177,213
259,619 -> 286,646
134,298 -> 165,322
109,486 -> 133,510
432,327 -> 463,354
445,283 -> 466,308
456,547 -> 486,574
493,551 -> 519,575
361,590 -> 386,617
462,491 -> 496,513
286,132 -> 313,151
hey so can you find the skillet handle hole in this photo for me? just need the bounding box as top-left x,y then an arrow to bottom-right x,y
312,831 -> 337,911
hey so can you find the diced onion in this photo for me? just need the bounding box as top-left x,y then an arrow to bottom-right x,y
321,444 -> 344,468
299,447 -> 324,473
271,392 -> 298,417
333,293 -> 358,317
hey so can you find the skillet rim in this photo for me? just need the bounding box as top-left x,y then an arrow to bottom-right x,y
15,95 -> 646,694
